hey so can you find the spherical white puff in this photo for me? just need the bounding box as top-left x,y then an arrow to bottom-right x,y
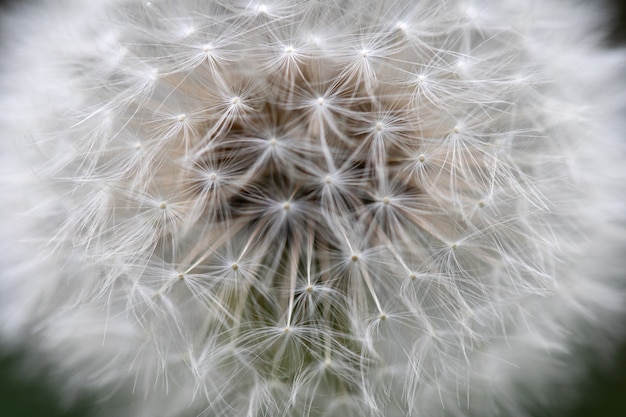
0,1 -> 625,417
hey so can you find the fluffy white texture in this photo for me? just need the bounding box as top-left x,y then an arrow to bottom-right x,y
0,0 -> 625,416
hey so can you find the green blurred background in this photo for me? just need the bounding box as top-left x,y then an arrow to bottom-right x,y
1,0 -> 625,416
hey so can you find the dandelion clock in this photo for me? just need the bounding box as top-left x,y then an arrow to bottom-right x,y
0,1 -> 625,416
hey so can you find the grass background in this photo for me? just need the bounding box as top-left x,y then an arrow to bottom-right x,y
0,0 -> 625,416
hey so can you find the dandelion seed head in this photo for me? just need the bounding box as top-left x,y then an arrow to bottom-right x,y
0,1 -> 625,417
